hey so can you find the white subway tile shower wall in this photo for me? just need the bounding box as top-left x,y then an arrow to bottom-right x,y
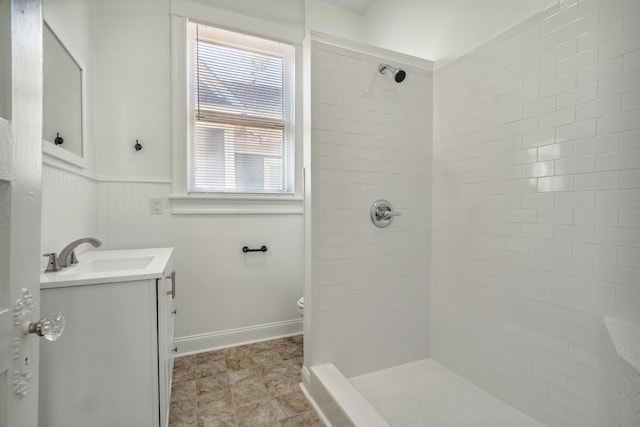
310,40 -> 433,378
432,0 -> 640,426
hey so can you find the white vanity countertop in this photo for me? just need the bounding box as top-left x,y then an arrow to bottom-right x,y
40,247 -> 173,289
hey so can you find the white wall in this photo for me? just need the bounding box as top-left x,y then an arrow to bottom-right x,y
305,0 -> 366,43
363,0 -> 558,64
364,0 -> 433,61
88,0 -> 304,352
432,0 -> 640,426
93,0 -> 172,180
307,36 -> 433,378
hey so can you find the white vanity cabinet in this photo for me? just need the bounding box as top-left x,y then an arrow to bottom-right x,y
39,248 -> 175,427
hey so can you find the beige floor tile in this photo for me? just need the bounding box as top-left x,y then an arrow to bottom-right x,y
270,390 -> 314,419
196,374 -> 230,396
225,357 -> 255,372
231,377 -> 270,406
279,410 -> 323,427
196,359 -> 227,379
195,350 -> 225,365
198,410 -> 236,427
172,380 -> 197,402
248,340 -> 279,352
258,361 -> 300,380
223,344 -> 254,359
174,365 -> 197,383
174,354 -> 199,370
229,367 -> 260,385
197,392 -> 234,417
264,375 -> 300,397
278,345 -> 303,360
170,398 -> 197,424
169,335 -> 321,427
251,350 -> 284,367
197,389 -> 233,408
169,422 -> 198,427
235,400 -> 278,426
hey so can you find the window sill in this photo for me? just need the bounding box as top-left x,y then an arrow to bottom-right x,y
168,194 -> 303,215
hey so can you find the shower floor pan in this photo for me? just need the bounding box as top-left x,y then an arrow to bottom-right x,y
306,359 -> 544,427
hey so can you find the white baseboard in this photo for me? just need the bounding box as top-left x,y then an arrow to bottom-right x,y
300,381 -> 334,427
173,318 -> 303,356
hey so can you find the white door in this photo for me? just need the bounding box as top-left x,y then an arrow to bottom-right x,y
0,0 -> 43,426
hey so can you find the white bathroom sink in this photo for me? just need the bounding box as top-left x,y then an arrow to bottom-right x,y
40,248 -> 173,289
61,256 -> 155,274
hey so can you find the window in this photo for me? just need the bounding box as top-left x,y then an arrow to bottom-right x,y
187,23 -> 295,194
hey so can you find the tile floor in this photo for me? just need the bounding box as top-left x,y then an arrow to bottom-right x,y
169,335 -> 323,427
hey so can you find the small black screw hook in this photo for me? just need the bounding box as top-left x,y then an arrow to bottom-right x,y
134,140 -> 142,151
54,133 -> 64,145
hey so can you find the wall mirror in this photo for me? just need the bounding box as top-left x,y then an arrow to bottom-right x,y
42,20 -> 86,168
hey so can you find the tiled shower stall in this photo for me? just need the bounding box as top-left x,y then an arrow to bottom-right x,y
306,0 -> 640,425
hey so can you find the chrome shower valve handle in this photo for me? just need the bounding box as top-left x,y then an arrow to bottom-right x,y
377,207 -> 401,220
371,200 -> 401,228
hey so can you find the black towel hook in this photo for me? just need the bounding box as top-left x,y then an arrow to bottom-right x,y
134,139 -> 142,151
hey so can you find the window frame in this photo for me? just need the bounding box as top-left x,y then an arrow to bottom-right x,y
187,23 -> 295,195
170,13 -> 303,215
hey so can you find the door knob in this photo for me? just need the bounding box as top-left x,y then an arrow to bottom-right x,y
25,313 -> 65,341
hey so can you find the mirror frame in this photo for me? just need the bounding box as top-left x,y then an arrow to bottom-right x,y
42,19 -> 87,169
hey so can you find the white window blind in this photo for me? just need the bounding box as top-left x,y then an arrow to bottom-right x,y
187,22 -> 295,194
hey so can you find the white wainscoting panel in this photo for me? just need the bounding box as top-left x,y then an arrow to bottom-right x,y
41,164 -> 99,267
98,180 -> 172,250
171,213 -> 304,345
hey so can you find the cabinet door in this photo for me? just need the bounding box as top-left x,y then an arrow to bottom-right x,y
157,270 -> 175,427
40,280 -> 159,427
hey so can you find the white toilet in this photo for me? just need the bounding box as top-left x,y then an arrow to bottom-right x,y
296,297 -> 304,317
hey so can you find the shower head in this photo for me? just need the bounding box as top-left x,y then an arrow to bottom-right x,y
378,63 -> 406,83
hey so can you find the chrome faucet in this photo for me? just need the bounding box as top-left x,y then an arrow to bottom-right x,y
57,237 -> 102,268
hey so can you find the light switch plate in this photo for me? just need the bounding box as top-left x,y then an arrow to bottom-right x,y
150,198 -> 163,215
